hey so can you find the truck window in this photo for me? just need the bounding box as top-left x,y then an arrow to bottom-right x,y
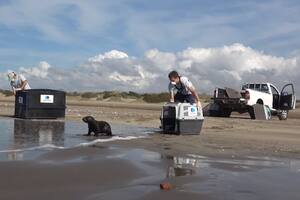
249,84 -> 254,89
261,84 -> 269,93
255,84 -> 261,91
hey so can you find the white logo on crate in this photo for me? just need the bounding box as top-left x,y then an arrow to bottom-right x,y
188,106 -> 198,117
18,97 -> 23,104
40,94 -> 54,103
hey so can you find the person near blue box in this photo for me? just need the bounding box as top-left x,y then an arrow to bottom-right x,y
168,70 -> 202,110
7,72 -> 31,95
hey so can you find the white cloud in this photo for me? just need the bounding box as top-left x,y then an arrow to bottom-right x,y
144,49 -> 177,72
0,44 -> 299,96
87,50 -> 129,62
19,61 -> 51,78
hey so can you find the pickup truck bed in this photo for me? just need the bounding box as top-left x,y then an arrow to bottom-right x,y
206,88 -> 257,119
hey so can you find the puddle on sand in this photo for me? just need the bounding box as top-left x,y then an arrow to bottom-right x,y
160,154 -> 300,200
70,149 -> 300,200
0,117 -> 157,161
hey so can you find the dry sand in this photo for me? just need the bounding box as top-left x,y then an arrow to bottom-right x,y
110,116 -> 300,158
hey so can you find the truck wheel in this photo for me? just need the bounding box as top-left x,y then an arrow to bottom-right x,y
208,103 -> 223,117
209,110 -> 221,117
222,109 -> 232,117
278,110 -> 288,120
209,108 -> 231,117
257,99 -> 264,105
248,106 -> 255,119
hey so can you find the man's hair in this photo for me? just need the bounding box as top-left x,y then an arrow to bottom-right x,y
7,72 -> 16,81
168,71 -> 179,79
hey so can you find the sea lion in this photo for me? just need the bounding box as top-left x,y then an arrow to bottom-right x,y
82,116 -> 112,136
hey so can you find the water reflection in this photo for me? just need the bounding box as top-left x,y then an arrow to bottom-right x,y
7,151 -> 24,161
165,155 -> 200,177
6,119 -> 65,160
7,119 -> 65,160
14,119 -> 65,147
0,118 -> 157,161
163,154 -> 298,178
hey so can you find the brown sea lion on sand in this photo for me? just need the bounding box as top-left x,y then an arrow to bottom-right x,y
82,116 -> 112,136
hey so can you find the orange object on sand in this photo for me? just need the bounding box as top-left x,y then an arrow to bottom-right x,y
160,182 -> 172,190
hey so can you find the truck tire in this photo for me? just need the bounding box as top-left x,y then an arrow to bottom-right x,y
278,110 -> 288,120
209,108 -> 231,117
247,106 -> 255,119
222,108 -> 232,117
256,99 -> 264,105
209,110 -> 221,117
208,103 -> 222,117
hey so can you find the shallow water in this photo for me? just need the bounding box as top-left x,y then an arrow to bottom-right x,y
87,149 -> 300,200
54,147 -> 300,200
163,154 -> 300,200
0,117 -> 156,160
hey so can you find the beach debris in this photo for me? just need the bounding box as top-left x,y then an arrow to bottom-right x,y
160,182 -> 172,191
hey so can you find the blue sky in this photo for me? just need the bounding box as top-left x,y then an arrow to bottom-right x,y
0,0 -> 300,95
1,0 -> 300,70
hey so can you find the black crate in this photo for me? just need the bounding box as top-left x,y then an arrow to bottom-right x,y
15,89 -> 66,119
162,106 -> 176,133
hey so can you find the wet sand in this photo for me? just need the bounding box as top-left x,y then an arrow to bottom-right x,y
0,147 -> 145,200
0,146 -> 211,200
1,146 -> 300,200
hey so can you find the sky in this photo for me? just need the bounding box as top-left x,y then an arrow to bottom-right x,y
0,0 -> 299,94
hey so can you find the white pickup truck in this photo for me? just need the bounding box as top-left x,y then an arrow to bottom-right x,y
209,83 -> 296,120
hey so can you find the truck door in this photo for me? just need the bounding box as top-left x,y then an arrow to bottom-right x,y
280,84 -> 296,110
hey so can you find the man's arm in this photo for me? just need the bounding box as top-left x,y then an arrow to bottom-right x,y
188,86 -> 202,109
19,75 -> 28,90
9,81 -> 18,95
20,80 -> 28,90
11,86 -> 16,95
170,91 -> 174,102
181,77 -> 202,108
169,83 -> 175,102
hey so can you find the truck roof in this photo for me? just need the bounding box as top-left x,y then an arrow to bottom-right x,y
243,83 -> 271,85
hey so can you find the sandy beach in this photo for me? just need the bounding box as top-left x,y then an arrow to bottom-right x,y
0,96 -> 300,200
1,96 -> 300,158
